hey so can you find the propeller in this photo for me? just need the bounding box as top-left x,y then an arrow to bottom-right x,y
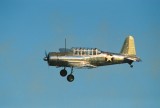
43,50 -> 49,61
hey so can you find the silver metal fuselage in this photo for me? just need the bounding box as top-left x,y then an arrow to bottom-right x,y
46,50 -> 134,69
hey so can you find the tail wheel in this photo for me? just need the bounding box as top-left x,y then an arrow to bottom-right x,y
60,69 -> 67,77
67,74 -> 74,82
130,65 -> 133,68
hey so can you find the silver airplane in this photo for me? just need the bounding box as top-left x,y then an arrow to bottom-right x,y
43,36 -> 141,82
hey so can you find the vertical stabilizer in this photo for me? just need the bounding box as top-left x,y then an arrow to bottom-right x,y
120,36 -> 136,56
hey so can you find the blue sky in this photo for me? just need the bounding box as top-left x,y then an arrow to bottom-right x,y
0,0 -> 160,108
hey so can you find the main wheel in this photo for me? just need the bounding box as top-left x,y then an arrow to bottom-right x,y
60,69 -> 67,77
67,74 -> 74,82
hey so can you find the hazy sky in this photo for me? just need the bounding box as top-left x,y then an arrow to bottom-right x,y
1,0 -> 160,108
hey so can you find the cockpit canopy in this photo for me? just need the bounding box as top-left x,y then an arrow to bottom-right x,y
71,47 -> 101,56
59,47 -> 102,56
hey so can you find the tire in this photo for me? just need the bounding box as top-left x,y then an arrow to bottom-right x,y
60,69 -> 67,77
67,74 -> 74,82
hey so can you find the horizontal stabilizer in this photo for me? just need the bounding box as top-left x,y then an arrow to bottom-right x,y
125,57 -> 141,62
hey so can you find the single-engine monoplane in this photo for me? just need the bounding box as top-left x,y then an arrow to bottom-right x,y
43,36 -> 141,82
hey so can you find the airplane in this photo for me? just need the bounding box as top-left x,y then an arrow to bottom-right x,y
43,36 -> 141,82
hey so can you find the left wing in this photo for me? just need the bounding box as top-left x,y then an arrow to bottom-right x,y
67,61 -> 97,68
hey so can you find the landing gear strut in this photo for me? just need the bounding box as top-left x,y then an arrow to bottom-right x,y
128,61 -> 133,68
59,67 -> 74,82
67,67 -> 74,82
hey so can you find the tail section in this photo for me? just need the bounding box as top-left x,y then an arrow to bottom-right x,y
120,36 -> 136,56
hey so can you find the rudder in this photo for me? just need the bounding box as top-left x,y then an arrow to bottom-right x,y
120,36 -> 136,56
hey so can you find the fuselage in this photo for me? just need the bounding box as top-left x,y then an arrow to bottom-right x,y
44,47 -> 135,68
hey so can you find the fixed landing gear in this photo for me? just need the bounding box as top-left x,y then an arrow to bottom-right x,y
67,74 -> 74,82
60,68 -> 67,77
128,61 -> 133,68
67,67 -> 74,82
59,67 -> 74,82
130,65 -> 133,68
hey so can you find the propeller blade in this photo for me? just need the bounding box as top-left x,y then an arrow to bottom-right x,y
44,50 -> 48,61
45,50 -> 47,57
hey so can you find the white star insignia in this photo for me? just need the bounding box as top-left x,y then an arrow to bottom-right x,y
106,55 -> 112,62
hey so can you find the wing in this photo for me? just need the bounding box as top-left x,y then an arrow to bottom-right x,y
67,61 -> 97,68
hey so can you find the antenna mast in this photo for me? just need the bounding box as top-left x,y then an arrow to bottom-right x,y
65,38 -> 66,53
